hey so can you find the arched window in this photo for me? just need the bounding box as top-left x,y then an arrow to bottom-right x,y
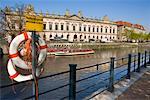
101,36 -> 103,39
93,36 -> 95,38
84,35 -> 86,39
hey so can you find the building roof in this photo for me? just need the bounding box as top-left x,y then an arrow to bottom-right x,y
116,21 -> 145,30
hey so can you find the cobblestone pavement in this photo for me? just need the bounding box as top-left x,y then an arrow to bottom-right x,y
117,70 -> 150,100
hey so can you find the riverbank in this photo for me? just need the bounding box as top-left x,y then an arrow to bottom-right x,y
48,42 -> 150,50
1,42 -> 150,54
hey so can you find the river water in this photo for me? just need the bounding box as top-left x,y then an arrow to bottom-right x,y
0,47 -> 149,99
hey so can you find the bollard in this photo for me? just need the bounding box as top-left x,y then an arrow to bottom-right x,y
108,57 -> 115,92
136,53 -> 141,72
126,54 -> 131,79
144,51 -> 147,68
69,64 -> 77,100
134,55 -> 136,72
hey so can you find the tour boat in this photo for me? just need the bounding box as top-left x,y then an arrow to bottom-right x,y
54,49 -> 95,56
47,48 -> 95,56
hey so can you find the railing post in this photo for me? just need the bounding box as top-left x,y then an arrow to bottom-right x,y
108,57 -> 115,92
126,54 -> 131,79
144,51 -> 147,68
96,64 -> 99,70
69,64 -> 77,100
149,51 -> 150,64
134,55 -> 136,72
136,53 -> 141,72
141,53 -> 143,67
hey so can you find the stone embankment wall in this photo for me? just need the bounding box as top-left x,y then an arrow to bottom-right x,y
47,42 -> 146,50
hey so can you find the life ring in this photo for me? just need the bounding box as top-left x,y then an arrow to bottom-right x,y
7,59 -> 33,82
7,60 -> 44,82
9,32 -> 47,69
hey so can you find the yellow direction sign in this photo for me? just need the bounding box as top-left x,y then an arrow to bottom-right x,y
25,15 -> 43,31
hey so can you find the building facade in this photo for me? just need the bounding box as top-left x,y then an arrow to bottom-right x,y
116,21 -> 146,41
39,11 -> 118,43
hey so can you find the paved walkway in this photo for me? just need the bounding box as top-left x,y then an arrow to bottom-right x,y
91,65 -> 150,100
117,70 -> 150,100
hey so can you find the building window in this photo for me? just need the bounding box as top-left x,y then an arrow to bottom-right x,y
79,26 -> 81,31
97,27 -> 99,32
101,27 -> 103,33
88,27 -> 90,32
110,28 -> 112,33
43,24 -> 46,30
61,24 -> 63,30
97,36 -> 98,39
84,35 -> 86,39
67,34 -> 69,39
93,36 -> 95,38
80,35 -> 82,39
101,36 -> 103,39
55,24 -> 58,30
49,24 -> 52,30
66,25 -> 69,31
113,29 -> 115,33
49,34 -> 52,38
110,37 -> 112,39
93,27 -> 95,32
61,34 -> 63,38
84,26 -> 86,32
73,26 -> 75,31
105,28 -> 107,33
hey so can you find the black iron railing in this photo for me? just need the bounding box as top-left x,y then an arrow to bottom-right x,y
0,51 -> 150,100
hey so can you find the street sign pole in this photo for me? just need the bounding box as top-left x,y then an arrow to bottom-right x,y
32,31 -> 39,100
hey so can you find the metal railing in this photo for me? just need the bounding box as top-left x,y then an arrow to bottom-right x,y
0,51 -> 150,100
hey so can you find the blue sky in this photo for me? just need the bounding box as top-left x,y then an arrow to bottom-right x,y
1,0 -> 150,32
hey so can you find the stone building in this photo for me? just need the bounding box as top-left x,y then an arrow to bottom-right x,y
116,21 -> 146,41
39,11 -> 118,43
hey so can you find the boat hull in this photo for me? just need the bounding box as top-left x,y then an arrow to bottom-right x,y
55,51 -> 94,56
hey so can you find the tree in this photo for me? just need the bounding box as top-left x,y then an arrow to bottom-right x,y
0,4 -> 26,44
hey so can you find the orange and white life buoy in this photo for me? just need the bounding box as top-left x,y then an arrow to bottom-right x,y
9,32 -> 47,69
7,60 -> 43,82
7,59 -> 33,82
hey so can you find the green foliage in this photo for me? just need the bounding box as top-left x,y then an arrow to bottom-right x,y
122,29 -> 149,41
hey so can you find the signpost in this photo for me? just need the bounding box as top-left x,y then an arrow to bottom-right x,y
25,15 -> 43,100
